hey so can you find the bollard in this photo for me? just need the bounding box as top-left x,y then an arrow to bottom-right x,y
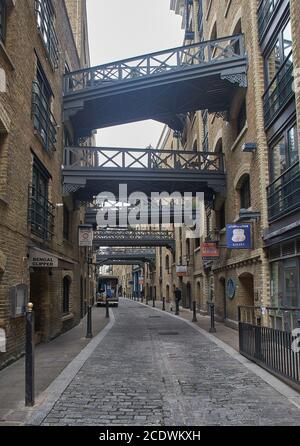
175,299 -> 180,316
105,298 -> 110,318
86,304 -> 93,338
208,302 -> 216,333
153,297 -> 155,308
25,302 -> 35,407
192,301 -> 197,322
162,297 -> 166,311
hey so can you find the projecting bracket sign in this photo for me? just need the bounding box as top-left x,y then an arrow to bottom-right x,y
29,249 -> 58,268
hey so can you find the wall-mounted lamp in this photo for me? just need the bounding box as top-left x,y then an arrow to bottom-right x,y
242,143 -> 257,153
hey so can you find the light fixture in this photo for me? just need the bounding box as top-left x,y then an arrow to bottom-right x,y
242,143 -> 257,153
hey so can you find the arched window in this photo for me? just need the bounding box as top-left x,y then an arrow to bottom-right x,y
193,139 -> 198,151
240,175 -> 251,209
63,276 -> 71,314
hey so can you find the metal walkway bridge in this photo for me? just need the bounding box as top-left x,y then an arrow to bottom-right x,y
63,34 -> 247,138
63,146 -> 225,199
95,248 -> 156,266
93,229 -> 175,251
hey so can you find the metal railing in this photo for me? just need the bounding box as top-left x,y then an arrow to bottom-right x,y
28,186 -> 55,240
63,146 -> 224,173
257,0 -> 281,40
32,81 -> 57,152
267,161 -> 300,221
239,305 -> 300,387
63,34 -> 245,94
35,0 -> 59,69
263,51 -> 294,127
93,229 -> 175,249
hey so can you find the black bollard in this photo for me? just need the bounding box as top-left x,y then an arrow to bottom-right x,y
105,298 -> 110,318
162,297 -> 166,311
153,297 -> 155,308
25,303 -> 35,407
208,302 -> 216,333
192,301 -> 197,322
86,305 -> 93,338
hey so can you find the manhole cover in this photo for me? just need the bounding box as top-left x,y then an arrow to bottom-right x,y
158,332 -> 179,336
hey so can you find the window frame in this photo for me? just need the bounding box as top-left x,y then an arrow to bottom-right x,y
240,175 -> 251,210
0,0 -> 6,43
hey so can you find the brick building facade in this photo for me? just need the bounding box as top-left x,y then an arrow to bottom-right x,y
0,0 -> 94,368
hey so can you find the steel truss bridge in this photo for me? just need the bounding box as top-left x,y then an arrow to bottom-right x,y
63,146 -> 225,199
95,248 -> 156,266
63,34 -> 247,138
93,229 -> 175,251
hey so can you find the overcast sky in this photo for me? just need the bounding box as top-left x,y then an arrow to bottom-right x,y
86,0 -> 184,148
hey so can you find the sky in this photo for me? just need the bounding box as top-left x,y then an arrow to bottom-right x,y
86,0 -> 184,148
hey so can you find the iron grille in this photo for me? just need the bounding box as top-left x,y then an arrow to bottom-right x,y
28,186 -> 55,240
35,0 -> 59,69
263,51 -> 294,128
267,161 -> 300,221
32,81 -> 57,152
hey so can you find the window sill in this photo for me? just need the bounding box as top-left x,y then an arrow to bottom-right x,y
230,124 -> 248,152
62,313 -> 74,322
0,41 -> 15,71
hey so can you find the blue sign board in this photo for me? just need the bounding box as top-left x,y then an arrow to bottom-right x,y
226,224 -> 252,249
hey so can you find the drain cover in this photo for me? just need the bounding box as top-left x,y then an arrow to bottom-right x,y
148,316 -> 161,318
158,331 -> 179,336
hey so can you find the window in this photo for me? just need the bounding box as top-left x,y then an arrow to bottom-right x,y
0,0 -> 6,42
29,157 -> 54,239
240,175 -> 251,209
165,255 -> 170,272
63,276 -> 71,314
269,123 -> 299,182
263,19 -> 294,125
35,0 -> 59,68
63,205 -> 70,241
32,61 -> 57,151
237,100 -> 247,136
265,19 -> 292,88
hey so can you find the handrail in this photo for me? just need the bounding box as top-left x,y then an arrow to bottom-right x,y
267,161 -> 299,190
63,34 -> 245,93
263,50 -> 293,102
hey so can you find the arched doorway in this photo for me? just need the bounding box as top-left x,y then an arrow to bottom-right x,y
238,272 -> 255,307
186,282 -> 191,309
219,277 -> 226,320
166,284 -> 170,302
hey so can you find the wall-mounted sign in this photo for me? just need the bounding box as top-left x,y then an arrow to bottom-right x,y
227,278 -> 236,300
176,265 -> 188,277
226,224 -> 252,249
201,242 -> 219,260
10,284 -> 28,317
79,225 -> 93,247
29,249 -> 58,268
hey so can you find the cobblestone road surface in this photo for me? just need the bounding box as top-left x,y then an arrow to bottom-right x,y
42,299 -> 300,426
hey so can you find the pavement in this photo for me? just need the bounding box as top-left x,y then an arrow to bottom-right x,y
0,306 -> 109,426
150,299 -> 239,351
23,298 -> 300,426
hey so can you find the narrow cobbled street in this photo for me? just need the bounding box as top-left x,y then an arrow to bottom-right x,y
39,300 -> 300,426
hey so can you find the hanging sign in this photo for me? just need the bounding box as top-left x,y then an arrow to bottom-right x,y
79,226 -> 93,247
201,242 -> 219,260
226,224 -> 252,249
176,265 -> 188,277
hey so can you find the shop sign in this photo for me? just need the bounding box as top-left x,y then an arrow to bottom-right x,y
201,242 -> 219,260
29,249 -> 58,268
226,224 -> 252,249
176,265 -> 188,277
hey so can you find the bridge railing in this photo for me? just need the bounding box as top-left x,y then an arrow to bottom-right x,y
64,34 -> 245,94
63,146 -> 224,173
